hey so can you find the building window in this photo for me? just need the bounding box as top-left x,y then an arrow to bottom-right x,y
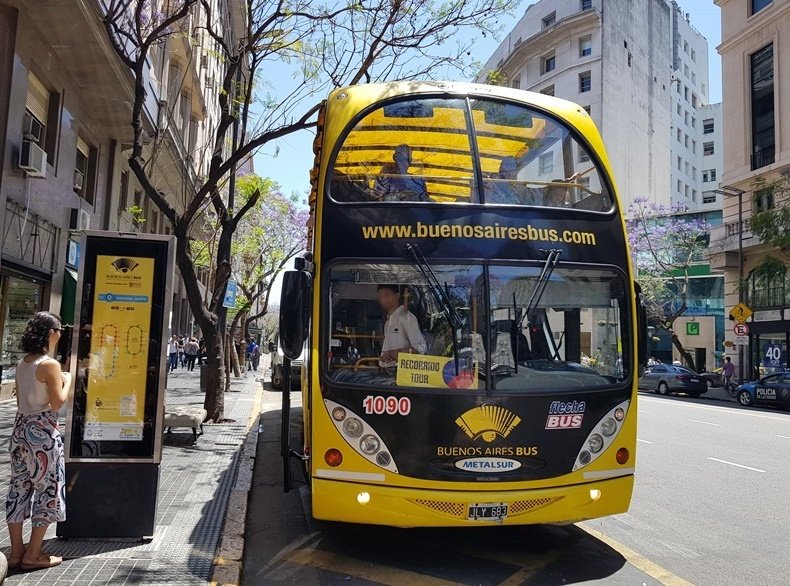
579,71 -> 591,93
676,103 -> 682,115
684,86 -> 689,101
702,169 -> 716,182
542,52 -> 556,74
691,72 -> 696,85
677,156 -> 682,171
684,134 -> 689,148
580,0 -> 592,10
703,192 -> 716,204
24,72 -> 61,167
684,64 -> 689,77
676,128 -> 682,142
703,141 -> 714,156
511,75 -> 521,89
691,117 -> 696,129
74,136 -> 97,205
750,43 -> 775,170
691,49 -> 696,62
703,118 -> 714,134
542,11 -> 556,28
753,187 -> 774,213
539,152 -> 554,175
683,41 -> 689,55
685,185 -> 690,198
540,84 -> 555,96
702,171 -> 709,182
120,171 -> 129,210
684,111 -> 690,125
677,180 -> 683,193
579,146 -> 590,163
751,0 -> 772,16
579,35 -> 592,57
692,167 -> 697,180
692,190 -> 697,202
684,162 -> 690,176
692,94 -> 699,108
691,140 -> 696,154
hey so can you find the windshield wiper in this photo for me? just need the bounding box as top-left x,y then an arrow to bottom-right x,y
519,249 -> 562,329
405,243 -> 462,374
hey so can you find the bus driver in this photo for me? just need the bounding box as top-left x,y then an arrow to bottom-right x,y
377,284 -> 427,369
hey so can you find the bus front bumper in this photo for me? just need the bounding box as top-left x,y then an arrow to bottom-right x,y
311,474 -> 634,527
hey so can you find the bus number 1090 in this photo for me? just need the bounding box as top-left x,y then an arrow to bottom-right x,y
363,395 -> 411,416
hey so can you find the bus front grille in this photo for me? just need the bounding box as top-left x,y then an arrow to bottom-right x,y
411,499 -> 466,519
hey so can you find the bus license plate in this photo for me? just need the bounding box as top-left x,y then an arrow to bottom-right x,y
468,503 -> 508,521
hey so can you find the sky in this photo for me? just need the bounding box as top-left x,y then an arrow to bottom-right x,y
251,0 -> 723,199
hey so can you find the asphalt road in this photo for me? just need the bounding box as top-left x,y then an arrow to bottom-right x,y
243,388 -> 790,585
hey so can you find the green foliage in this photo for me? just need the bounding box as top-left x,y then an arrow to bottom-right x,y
126,205 -> 146,227
484,69 -> 508,86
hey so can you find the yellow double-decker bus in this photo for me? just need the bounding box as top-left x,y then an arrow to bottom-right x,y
278,81 -> 647,527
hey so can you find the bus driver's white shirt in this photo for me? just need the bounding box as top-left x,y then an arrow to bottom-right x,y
380,305 -> 427,367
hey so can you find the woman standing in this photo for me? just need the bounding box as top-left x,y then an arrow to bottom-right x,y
6,311 -> 70,570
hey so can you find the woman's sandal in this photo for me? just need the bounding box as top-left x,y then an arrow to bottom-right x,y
20,554 -> 62,571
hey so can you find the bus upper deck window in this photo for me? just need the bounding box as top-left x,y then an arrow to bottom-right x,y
331,98 -> 476,204
470,98 -> 612,211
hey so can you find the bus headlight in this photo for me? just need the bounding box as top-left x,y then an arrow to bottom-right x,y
600,418 -> 617,437
342,417 -> 364,438
324,399 -> 398,473
360,434 -> 380,455
573,400 -> 629,471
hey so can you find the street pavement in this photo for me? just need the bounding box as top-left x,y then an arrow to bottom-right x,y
244,387 -> 790,586
0,366 -> 261,586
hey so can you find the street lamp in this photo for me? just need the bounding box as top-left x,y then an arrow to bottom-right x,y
713,186 -> 747,381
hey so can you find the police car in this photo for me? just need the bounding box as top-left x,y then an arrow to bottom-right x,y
736,372 -> 790,409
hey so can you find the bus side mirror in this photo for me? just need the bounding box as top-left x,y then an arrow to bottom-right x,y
279,270 -> 311,360
635,283 -> 648,376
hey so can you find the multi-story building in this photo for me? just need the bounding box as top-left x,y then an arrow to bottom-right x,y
0,0 -> 241,392
710,0 -> 790,380
699,102 -> 723,210
669,2 -> 712,209
477,0 -> 674,209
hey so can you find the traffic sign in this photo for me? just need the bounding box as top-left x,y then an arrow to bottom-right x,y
222,279 -> 238,308
686,322 -> 700,336
733,323 -> 749,336
735,336 -> 749,346
729,302 -> 753,324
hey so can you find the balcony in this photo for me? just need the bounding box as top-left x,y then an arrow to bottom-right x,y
745,272 -> 790,310
751,145 -> 775,170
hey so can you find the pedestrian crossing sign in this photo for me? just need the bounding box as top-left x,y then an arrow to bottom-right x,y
729,302 -> 753,324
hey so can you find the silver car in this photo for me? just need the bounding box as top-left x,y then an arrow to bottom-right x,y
638,365 -> 707,398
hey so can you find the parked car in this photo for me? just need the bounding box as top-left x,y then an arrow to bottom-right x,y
736,372 -> 790,409
269,336 -> 304,391
700,368 -> 725,388
637,365 -> 707,398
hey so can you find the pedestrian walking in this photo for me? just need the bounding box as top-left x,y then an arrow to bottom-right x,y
6,311 -> 70,571
722,356 -> 735,386
247,338 -> 261,372
185,337 -> 199,371
167,335 -> 179,372
177,336 -> 185,368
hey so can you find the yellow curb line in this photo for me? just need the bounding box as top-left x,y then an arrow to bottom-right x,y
581,525 -> 695,586
210,378 -> 265,586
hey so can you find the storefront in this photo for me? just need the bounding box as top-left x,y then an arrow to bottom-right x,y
748,316 -> 789,380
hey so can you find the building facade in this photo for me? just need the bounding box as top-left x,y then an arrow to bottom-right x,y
0,0 -> 240,392
711,0 -> 790,379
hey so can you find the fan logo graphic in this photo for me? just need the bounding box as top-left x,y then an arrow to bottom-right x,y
455,404 -> 521,443
111,257 -> 139,273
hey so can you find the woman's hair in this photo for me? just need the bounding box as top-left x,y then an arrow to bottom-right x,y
19,311 -> 61,354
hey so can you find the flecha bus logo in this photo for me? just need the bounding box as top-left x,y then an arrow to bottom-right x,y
545,400 -> 586,429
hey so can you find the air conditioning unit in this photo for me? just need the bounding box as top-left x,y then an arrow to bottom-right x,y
17,140 -> 47,178
73,170 -> 85,191
69,208 -> 91,231
22,113 -> 43,142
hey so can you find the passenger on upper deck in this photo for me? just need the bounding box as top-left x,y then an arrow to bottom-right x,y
544,172 -> 583,207
374,144 -> 429,202
377,284 -> 427,369
486,157 -> 539,205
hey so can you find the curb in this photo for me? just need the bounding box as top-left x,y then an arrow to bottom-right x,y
210,379 -> 264,586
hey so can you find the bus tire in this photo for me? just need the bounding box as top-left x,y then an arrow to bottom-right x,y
657,382 -> 669,395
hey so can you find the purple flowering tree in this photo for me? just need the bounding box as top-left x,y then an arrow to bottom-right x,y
100,0 -> 510,421
627,197 -> 711,371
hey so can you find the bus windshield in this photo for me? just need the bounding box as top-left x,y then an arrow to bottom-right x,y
330,96 -> 612,211
326,262 -> 629,391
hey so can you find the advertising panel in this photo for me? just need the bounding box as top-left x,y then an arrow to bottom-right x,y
65,233 -> 174,463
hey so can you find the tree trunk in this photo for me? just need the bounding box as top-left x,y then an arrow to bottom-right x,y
202,328 -> 226,421
669,330 -> 696,372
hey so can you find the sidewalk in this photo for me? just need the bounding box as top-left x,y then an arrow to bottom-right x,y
0,366 -> 262,586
